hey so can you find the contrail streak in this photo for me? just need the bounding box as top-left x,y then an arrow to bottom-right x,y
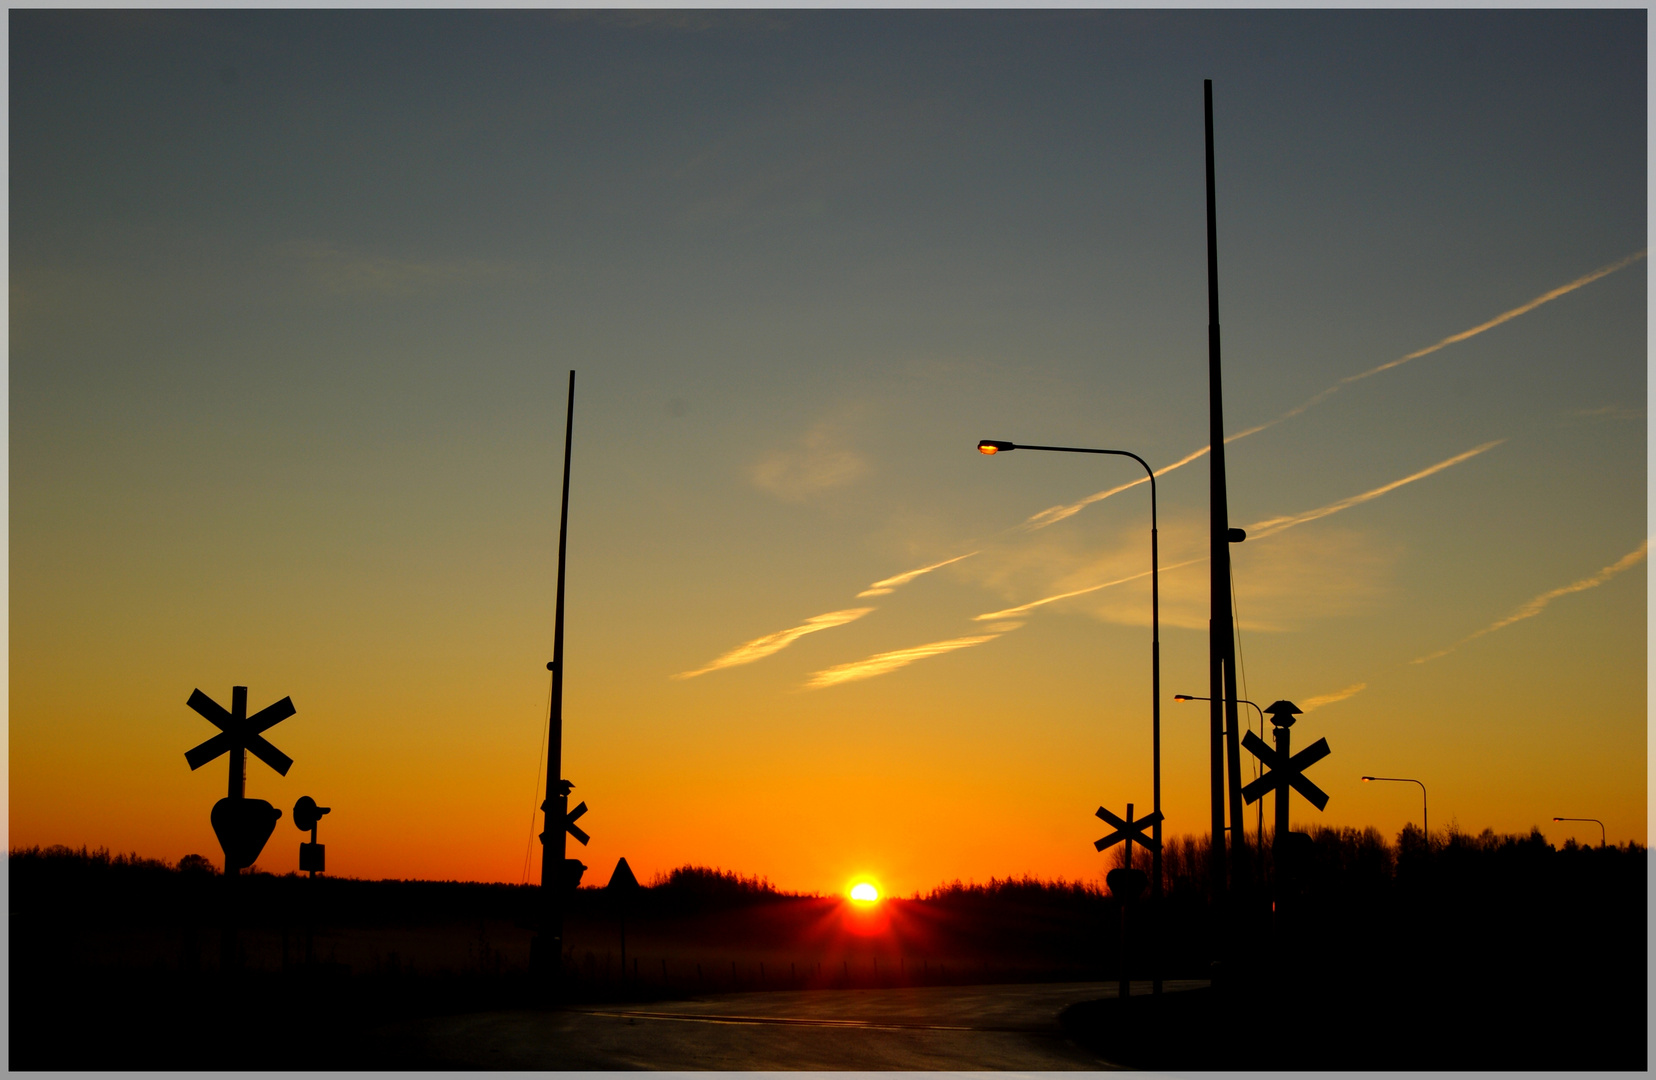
1024,446 -> 1210,530
1301,682 -> 1366,712
1344,251 -> 1646,385
675,607 -> 874,679
804,632 -> 1006,689
1020,254 -> 1642,530
980,445 -> 1498,625
1243,441 -> 1504,540
972,558 -> 1209,622
857,552 -> 979,597
1413,541 -> 1648,663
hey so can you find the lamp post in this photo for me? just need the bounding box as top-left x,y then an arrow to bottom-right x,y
1552,817 -> 1606,849
1175,694 -> 1266,848
1360,775 -> 1428,851
977,438 -> 1162,985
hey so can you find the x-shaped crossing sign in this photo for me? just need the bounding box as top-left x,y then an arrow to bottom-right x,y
541,798 -> 590,846
1241,730 -> 1330,811
1095,805 -> 1163,853
185,687 -> 295,776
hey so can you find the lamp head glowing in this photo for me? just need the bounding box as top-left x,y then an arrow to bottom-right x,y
977,440 -> 1014,455
1361,776 -> 1374,782
1173,694 -> 1196,701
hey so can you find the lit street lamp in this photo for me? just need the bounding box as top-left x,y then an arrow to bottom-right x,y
1360,775 -> 1428,850
1552,816 -> 1606,849
977,438 -> 1162,991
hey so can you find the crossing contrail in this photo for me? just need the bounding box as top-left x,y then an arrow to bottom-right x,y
674,607 -> 874,679
977,444 -> 1499,626
1024,446 -> 1211,530
972,558 -> 1209,622
858,552 -> 979,597
1413,540 -> 1648,663
804,632 -> 1008,689
1243,441 -> 1504,540
1343,251 -> 1646,385
1022,253 -> 1642,531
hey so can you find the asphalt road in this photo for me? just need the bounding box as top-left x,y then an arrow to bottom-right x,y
379,979 -> 1209,1069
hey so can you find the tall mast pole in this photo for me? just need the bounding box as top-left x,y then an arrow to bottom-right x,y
1204,82 -> 1245,899
536,370 -> 576,979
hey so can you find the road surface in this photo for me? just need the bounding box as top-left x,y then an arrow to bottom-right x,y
377,979 -> 1208,1069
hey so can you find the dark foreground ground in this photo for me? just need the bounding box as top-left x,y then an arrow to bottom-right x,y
10,834 -> 1647,1069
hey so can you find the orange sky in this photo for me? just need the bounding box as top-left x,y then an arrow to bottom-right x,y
9,11 -> 1646,894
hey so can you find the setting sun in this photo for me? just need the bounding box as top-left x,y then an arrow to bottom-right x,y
849,882 -> 879,902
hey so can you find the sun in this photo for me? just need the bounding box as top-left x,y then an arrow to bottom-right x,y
849,882 -> 879,903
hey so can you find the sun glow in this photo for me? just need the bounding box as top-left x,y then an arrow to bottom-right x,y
849,882 -> 879,902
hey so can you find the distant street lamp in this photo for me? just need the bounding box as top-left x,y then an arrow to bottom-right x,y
1552,816 -> 1606,849
1360,775 -> 1428,850
977,438 -> 1162,991
1175,694 -> 1266,847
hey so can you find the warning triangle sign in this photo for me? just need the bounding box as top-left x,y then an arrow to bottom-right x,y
607,856 -> 641,892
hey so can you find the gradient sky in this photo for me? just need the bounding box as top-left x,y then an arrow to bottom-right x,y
9,10 -> 1647,894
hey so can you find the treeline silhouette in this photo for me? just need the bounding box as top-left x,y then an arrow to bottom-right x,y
1065,824 -> 1646,1070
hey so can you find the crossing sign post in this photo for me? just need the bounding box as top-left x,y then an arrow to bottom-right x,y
1241,698 -> 1330,934
1095,802 -> 1162,1001
1240,700 -> 1329,865
186,686 -> 295,873
184,684 -> 296,975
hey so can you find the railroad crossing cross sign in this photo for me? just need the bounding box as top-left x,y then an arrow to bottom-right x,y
185,687 -> 296,777
541,797 -> 590,846
1094,804 -> 1163,853
1241,730 -> 1331,811
184,686 -> 296,872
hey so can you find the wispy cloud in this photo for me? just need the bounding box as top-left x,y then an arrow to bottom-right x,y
751,418 -> 869,502
1019,255 -> 1641,531
972,558 -> 1208,622
858,552 -> 979,597
1244,441 -> 1504,541
281,240 -> 511,296
1413,541 -> 1648,664
675,607 -> 874,679
1301,683 -> 1367,712
804,632 -> 1007,689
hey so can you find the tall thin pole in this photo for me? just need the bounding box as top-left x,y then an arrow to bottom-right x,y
1204,80 -> 1238,902
1147,471 -> 1162,996
536,370 -> 576,978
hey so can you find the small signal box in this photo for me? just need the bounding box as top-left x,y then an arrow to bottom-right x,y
293,795 -> 331,877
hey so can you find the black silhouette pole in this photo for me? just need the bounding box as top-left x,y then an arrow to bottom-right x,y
979,438 -> 1162,994
535,370 -> 577,979
1552,816 -> 1606,848
1204,81 -> 1248,905
1363,775 -> 1429,850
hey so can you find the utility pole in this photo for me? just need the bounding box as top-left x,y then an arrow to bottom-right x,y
1204,80 -> 1248,910
534,370 -> 578,981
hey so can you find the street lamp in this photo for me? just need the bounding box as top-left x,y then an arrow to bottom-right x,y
1552,817 -> 1606,849
976,439 -> 1163,910
1175,695 -> 1266,848
1360,775 -> 1428,851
